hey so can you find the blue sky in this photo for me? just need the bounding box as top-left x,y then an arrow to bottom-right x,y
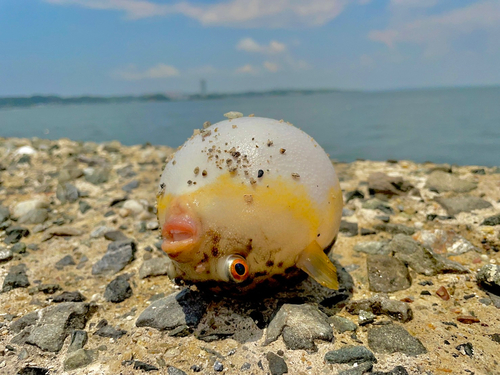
1,0 -> 499,96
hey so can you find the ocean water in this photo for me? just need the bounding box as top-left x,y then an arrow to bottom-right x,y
1,87 -> 499,166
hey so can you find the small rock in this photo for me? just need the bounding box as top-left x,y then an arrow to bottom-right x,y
213,361 -> 224,372
457,315 -> 480,324
56,182 -> 80,204
413,229 -> 478,256
79,200 -> 92,214
373,223 -> 415,236
42,226 -> 84,241
337,361 -> 374,375
53,291 -> 86,303
12,199 -> 49,220
367,254 -> 411,293
388,234 -> 468,276
435,195 -> 492,216
85,167 -> 110,185
168,325 -> 192,337
17,367 -> 50,375
456,342 -> 474,357
425,171 -> 477,193
2,263 -> 30,293
345,190 -> 365,203
92,239 -> 136,275
11,242 -> 27,254
146,221 -> 159,230
330,316 -> 358,333
122,199 -> 145,216
477,264 -> 500,295
264,304 -> 333,351
64,348 -> 95,370
103,230 -> 128,241
139,257 -> 170,279
68,330 -> 88,352
133,361 -> 158,372
94,321 -> 127,339
324,345 -> 377,365
482,214 -> 500,226
122,180 -> 140,192
346,297 -> 413,323
490,333 -> 500,343
359,310 -> 376,325
0,205 -> 10,222
191,364 -> 202,372
266,352 -> 288,375
353,241 -> 390,255
136,289 -> 208,331
55,255 -> 76,270
367,324 -> 427,356
368,172 -> 412,197
340,221 -> 358,237
10,311 -> 40,334
167,366 -> 186,375
18,209 -> 48,225
0,248 -> 13,262
90,225 -> 115,238
436,286 -> 450,301
241,363 -> 251,371
104,274 -> 133,303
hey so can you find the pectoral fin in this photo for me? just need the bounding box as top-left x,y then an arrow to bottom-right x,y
296,241 -> 339,289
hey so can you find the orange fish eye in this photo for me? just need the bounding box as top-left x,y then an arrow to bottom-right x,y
229,258 -> 249,283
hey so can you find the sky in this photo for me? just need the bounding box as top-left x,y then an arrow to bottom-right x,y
1,0 -> 500,96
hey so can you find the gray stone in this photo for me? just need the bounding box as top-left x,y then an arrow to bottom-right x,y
12,200 -> 49,219
26,302 -> 94,352
368,172 -> 412,197
388,234 -> 468,276
354,241 -> 390,255
139,257 -> 170,279
90,225 -> 114,238
58,167 -> 83,183
136,289 -> 208,331
41,226 -> 84,241
340,221 -> 358,237
477,264 -> 500,295
346,297 -> 413,323
10,311 -> 40,334
53,291 -> 86,303
122,180 -> 140,192
0,248 -> 13,262
94,322 -> 127,339
166,366 -> 186,375
85,167 -> 110,185
324,345 -> 377,365
133,361 -> 159,372
103,230 -> 128,241
11,242 -> 27,254
359,310 -> 376,325
362,198 -> 388,210
79,200 -> 92,214
55,255 -> 76,270
18,209 -> 48,225
436,195 -> 492,216
413,230 -> 478,256
425,171 -> 477,193
92,240 -> 136,275
266,352 -> 288,375
330,316 -> 358,333
367,324 -> 427,356
56,182 -> 80,204
213,361 -> 224,372
367,255 -> 411,293
2,263 -> 30,292
64,349 -> 95,371
104,274 -> 132,303
338,361 -> 374,375
372,223 -> 415,236
0,205 -> 10,222
68,330 -> 88,352
482,214 -> 500,226
264,304 -> 333,351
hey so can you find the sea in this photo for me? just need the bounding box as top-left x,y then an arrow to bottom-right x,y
1,87 -> 499,166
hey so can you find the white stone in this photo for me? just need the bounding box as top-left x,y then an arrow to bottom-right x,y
15,146 -> 36,155
12,199 -> 49,219
123,200 -> 144,216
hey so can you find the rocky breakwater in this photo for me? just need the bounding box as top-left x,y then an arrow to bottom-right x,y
0,136 -> 499,374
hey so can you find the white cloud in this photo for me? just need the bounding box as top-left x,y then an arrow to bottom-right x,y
235,64 -> 258,74
236,38 -> 286,54
263,61 -> 279,72
114,63 -> 179,80
369,1 -> 500,52
45,0 -> 349,27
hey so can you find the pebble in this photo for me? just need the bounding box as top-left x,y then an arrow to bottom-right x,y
146,220 -> 159,230
372,223 -> 415,236
53,291 -> 86,303
78,200 -> 92,214
367,254 -> 411,293
456,342 -> 474,357
370,366 -> 409,375
94,320 -> 127,339
55,255 -> 76,269
388,234 -> 468,276
122,199 -> 145,216
41,226 -> 84,241
330,316 -> 358,333
18,209 -> 49,225
92,239 -> 136,275
353,241 -> 390,255
64,348 -> 95,370
367,324 -> 427,356
0,205 -> 10,222
425,171 -> 477,193
136,289 -> 208,331
358,310 -> 376,325
482,213 -> 500,226
337,361 -> 374,375
90,225 -> 115,238
85,167 -> 110,185
139,257 -> 171,279
11,242 -> 27,254
266,352 -> 288,375
104,274 -> 133,303
413,229 -> 478,256
103,230 -> 128,241
122,179 -> 140,192
368,172 -> 412,197
264,304 -> 333,351
56,182 -> 80,204
435,195 -> 492,216
339,221 -> 358,237
25,302 -> 95,352
436,286 -> 450,301
2,263 -> 30,292
133,361 -> 159,372
346,297 -> 413,323
0,248 -> 13,262
476,264 -> 500,294
12,199 -> 49,220
457,315 -> 480,324
324,345 -> 377,365
213,360 -> 224,372
10,311 -> 40,334
68,330 -> 88,352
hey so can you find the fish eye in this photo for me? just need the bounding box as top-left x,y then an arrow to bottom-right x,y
227,256 -> 249,283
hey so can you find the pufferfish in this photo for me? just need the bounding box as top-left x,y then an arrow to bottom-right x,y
156,116 -> 343,294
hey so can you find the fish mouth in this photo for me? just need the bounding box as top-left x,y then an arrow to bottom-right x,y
161,214 -> 199,262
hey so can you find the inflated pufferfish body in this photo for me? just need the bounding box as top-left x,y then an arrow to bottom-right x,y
157,116 -> 343,293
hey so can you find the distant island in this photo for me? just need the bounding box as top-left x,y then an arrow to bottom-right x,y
0,89 -> 346,109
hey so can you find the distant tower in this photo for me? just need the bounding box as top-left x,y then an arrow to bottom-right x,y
200,79 -> 207,97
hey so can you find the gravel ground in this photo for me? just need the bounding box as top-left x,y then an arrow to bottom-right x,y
0,136 -> 499,375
